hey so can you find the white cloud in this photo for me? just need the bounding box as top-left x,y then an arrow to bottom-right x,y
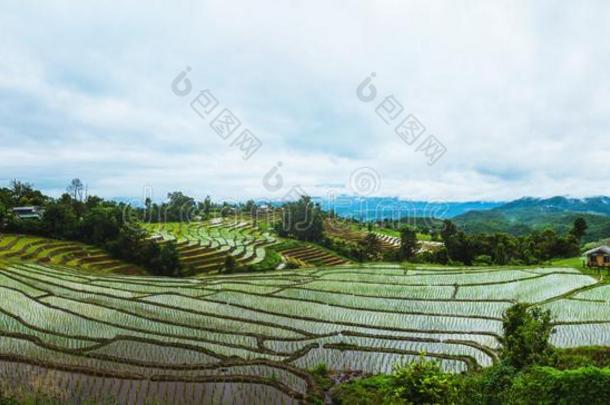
0,0 -> 609,202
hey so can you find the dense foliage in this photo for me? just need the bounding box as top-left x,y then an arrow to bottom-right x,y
438,219 -> 582,266
275,196 -> 324,242
360,233 -> 382,261
499,304 -> 554,369
398,227 -> 418,260
321,236 -> 366,261
0,180 -> 182,276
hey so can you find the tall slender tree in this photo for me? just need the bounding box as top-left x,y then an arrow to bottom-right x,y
399,227 -> 419,260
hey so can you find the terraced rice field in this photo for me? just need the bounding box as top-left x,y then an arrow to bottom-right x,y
0,234 -> 145,274
324,220 -> 398,252
277,244 -> 349,267
0,259 -> 606,403
144,219 -> 277,274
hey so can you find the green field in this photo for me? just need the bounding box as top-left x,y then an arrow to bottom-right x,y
0,234 -> 146,275
144,219 -> 277,274
0,257 -> 608,403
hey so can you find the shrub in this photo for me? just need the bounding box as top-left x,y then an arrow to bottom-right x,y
331,374 -> 394,405
510,366 -> 610,405
331,357 -> 457,405
455,363 -> 517,405
553,346 -> 610,369
309,363 -> 333,391
473,255 -> 492,266
388,358 -> 458,405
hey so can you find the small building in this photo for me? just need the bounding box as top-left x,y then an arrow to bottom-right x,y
584,246 -> 610,268
12,206 -> 45,220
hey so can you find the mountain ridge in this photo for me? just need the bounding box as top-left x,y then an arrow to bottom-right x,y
452,196 -> 610,243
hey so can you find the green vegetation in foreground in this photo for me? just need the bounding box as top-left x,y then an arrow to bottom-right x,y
331,304 -> 610,405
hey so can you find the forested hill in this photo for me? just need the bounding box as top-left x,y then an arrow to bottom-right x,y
453,196 -> 610,242
500,196 -> 610,216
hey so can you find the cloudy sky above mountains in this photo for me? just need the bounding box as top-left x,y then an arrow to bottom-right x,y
1,1 -> 609,202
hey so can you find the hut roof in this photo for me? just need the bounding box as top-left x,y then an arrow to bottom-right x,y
584,246 -> 610,256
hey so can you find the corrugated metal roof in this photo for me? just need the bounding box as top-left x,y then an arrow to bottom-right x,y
584,246 -> 610,255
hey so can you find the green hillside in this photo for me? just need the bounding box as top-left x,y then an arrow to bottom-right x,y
454,206 -> 610,242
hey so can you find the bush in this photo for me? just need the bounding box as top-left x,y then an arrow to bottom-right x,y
510,366 -> 610,405
553,346 -> 610,369
331,374 -> 394,405
455,363 -> 517,405
309,363 -> 333,391
389,358 -> 458,404
454,364 -> 610,405
473,255 -> 492,266
416,249 -> 449,265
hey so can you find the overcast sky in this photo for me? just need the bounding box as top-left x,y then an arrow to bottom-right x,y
1,1 -> 609,203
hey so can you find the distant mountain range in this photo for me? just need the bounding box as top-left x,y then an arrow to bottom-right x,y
314,195 -> 610,243
452,196 -> 610,242
315,195 -> 610,218
314,196 -> 504,220
497,196 -> 610,216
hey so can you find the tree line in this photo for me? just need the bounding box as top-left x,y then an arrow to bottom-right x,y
276,196 -> 589,266
429,218 -> 586,265
0,180 -> 182,276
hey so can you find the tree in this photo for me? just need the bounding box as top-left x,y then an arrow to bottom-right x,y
570,218 -> 588,241
85,195 -> 104,210
165,191 -> 195,222
276,196 -> 324,242
9,179 -> 46,206
41,203 -> 78,239
492,242 -> 509,265
499,303 -> 555,369
361,233 -> 382,261
152,242 -> 182,277
443,230 -> 477,265
0,201 -> 6,225
220,202 -> 233,218
78,206 -> 121,244
223,255 -> 237,273
244,200 -> 256,215
203,195 -> 211,218
399,227 -> 419,260
67,178 -> 85,202
440,220 -> 458,242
